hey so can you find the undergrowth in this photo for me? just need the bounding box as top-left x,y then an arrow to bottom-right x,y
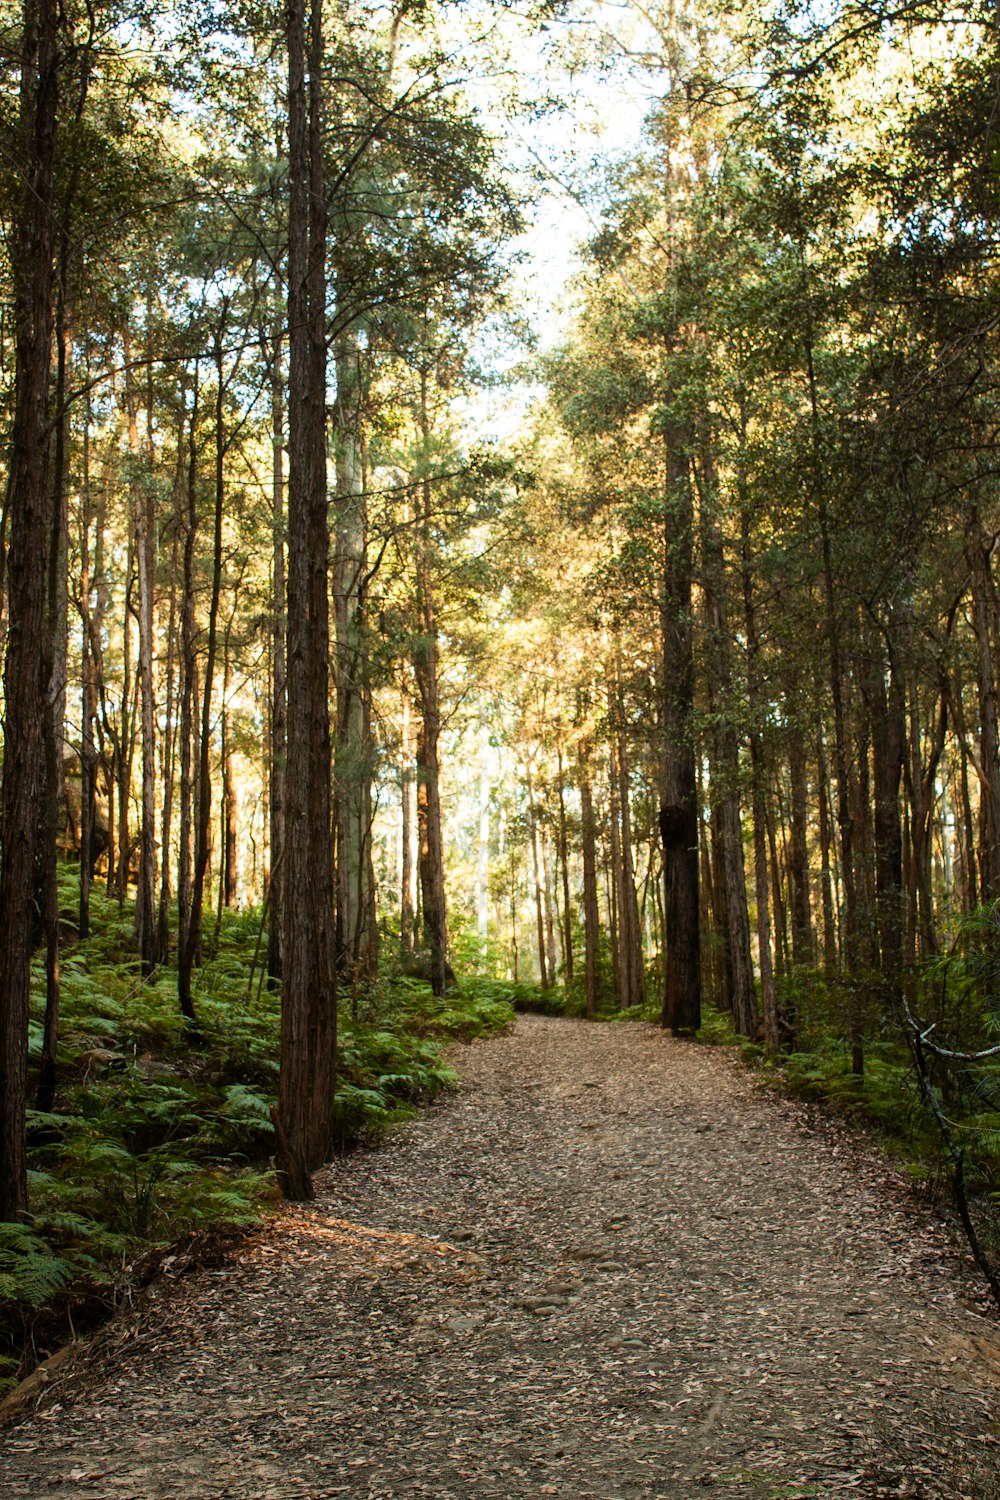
690,929 -> 1000,1301
1,866 -> 515,1395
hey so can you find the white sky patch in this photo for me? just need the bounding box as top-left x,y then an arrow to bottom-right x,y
449,8 -> 660,441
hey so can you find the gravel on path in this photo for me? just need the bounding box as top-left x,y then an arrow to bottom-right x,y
3,1015 -> 999,1500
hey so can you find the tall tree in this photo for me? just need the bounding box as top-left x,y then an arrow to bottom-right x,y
0,0 -> 60,1220
276,0 -> 337,1197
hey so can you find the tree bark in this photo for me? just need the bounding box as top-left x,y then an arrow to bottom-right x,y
176,368 -> 199,1025
37,242 -> 71,1112
412,372 -> 447,997
278,0 -> 337,1195
556,741 -> 574,984
0,0 -> 59,1221
333,331 -> 377,984
741,506 -> 779,1054
124,323 -> 158,975
966,509 -> 1000,900
399,679 -> 416,956
527,766 -> 549,989
579,739 -> 600,1018
817,730 -> 837,966
697,450 -> 755,1035
78,391 -> 96,940
268,325 -> 286,984
786,690 -> 814,967
660,429 -> 700,1034
156,406 -> 186,966
611,661 -> 645,1009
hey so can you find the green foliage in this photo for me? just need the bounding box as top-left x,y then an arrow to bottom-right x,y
0,1223 -> 74,1309
5,874 -> 518,1370
507,981 -> 573,1016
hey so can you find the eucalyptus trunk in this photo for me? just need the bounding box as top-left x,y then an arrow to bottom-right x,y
277,0 -> 337,1196
0,0 -> 59,1221
333,331 -> 377,983
660,429 -> 700,1035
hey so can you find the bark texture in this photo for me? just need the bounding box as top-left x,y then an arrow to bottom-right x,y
278,0 -> 337,1195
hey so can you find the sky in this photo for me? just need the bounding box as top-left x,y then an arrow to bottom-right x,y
448,3 -> 663,441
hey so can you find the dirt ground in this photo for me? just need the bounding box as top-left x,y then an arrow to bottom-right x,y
3,1015 -> 999,1499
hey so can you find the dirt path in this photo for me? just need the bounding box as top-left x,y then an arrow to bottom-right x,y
3,1016 -> 999,1499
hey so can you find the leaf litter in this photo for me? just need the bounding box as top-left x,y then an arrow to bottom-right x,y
2,1015 -> 999,1498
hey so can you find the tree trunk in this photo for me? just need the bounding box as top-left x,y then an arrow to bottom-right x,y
817,731 -> 837,966
527,767 -> 549,989
786,693 -> 814,967
412,373 -> 447,998
556,742 -> 574,984
38,244 -> 71,1112
278,0 -> 337,1195
476,716 -> 490,966
660,430 -> 700,1034
869,633 -> 906,989
697,450 -> 755,1035
115,541 -> 134,906
156,408 -> 186,966
268,325 -> 286,985
177,369 -> 199,1026
966,508 -> 1000,900
399,679 -> 416,956
124,323 -> 158,975
579,740 -> 600,1018
222,650 -> 238,909
0,0 -> 59,1221
79,392 -> 96,941
612,662 -> 645,1009
333,331 -> 377,984
181,322 -> 230,1004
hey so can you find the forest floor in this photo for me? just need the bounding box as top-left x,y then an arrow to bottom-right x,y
2,1015 -> 1000,1500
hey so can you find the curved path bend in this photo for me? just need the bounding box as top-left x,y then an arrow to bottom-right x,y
3,1016 -> 999,1499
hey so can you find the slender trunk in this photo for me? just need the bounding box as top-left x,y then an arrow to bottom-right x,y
527,768 -> 549,989
79,391 -> 95,940
967,509 -> 1000,900
38,240 -> 71,1112
0,0 -> 59,1221
156,409 -> 185,965
222,649 -> 238,909
869,635 -> 906,989
607,746 -> 623,1003
612,661 -> 645,1009
766,790 -> 788,980
697,449 -> 755,1035
818,506 -> 858,968
182,326 -> 227,1001
333,330 -> 377,984
579,741 -> 600,1018
124,324 -> 158,975
509,840 -> 519,984
412,371 -> 447,996
556,742 -> 574,983
817,731 -> 837,966
740,504 -> 778,1054
660,429 -> 700,1033
786,694 -> 813,967
278,0 -> 337,1195
954,685 -> 978,915
399,679 -> 415,955
542,824 -> 558,984
176,369 -> 199,1025
268,325 -> 286,984
477,718 -> 490,965
116,542 -> 134,906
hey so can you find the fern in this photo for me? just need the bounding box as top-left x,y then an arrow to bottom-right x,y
0,1223 -> 74,1308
